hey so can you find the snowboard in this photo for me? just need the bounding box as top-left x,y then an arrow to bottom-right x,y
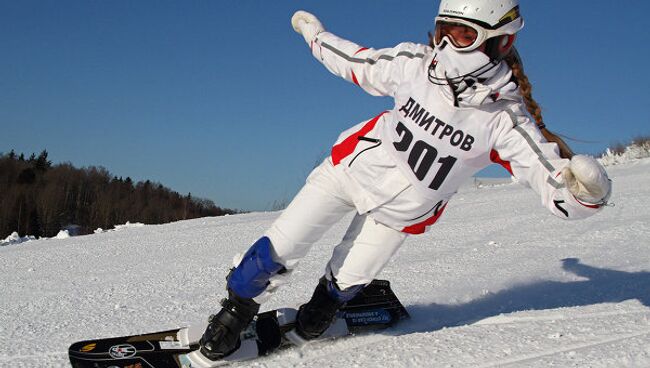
68,279 -> 409,368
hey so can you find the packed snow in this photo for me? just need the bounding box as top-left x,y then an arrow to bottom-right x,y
0,232 -> 36,246
54,230 -> 71,240
1,222 -> 146,247
1,159 -> 649,367
600,140 -> 650,166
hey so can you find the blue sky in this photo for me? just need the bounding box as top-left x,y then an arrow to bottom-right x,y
2,1 -> 648,211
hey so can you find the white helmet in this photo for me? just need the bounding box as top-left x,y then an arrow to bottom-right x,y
438,0 -> 524,31
428,0 -> 524,91
434,0 -> 524,59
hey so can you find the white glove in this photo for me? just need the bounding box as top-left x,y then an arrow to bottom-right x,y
562,155 -> 612,205
291,10 -> 325,44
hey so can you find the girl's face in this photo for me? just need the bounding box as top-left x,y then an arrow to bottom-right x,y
435,22 -> 487,53
434,21 -> 487,52
437,22 -> 476,47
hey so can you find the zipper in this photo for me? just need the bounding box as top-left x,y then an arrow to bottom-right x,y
348,136 -> 382,167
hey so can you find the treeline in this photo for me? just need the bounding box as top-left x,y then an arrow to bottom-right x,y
0,150 -> 236,239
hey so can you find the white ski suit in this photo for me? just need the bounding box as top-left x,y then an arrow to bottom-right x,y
254,31 -> 603,298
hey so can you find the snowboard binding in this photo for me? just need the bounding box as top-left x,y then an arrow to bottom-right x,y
199,290 -> 260,360
295,276 -> 363,339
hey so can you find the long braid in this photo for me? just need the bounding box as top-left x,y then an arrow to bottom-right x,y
504,48 -> 574,159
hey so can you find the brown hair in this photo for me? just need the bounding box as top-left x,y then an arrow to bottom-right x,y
504,48 -> 574,159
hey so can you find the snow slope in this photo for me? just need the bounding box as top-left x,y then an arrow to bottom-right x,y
1,159 -> 649,368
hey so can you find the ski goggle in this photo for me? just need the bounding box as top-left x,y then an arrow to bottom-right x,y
433,16 -> 522,52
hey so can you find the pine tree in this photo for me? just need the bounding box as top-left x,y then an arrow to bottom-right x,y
34,150 -> 52,172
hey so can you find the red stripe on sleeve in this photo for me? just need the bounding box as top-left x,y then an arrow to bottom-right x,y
331,112 -> 386,166
573,195 -> 601,209
490,149 -> 513,175
351,70 -> 360,86
401,204 -> 447,235
354,47 -> 369,55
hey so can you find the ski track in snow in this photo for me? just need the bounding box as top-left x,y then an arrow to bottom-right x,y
1,159 -> 649,367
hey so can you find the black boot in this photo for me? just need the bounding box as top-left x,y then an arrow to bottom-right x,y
199,290 -> 260,360
295,277 -> 362,340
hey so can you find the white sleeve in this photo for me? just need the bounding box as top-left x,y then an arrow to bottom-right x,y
310,31 -> 429,97
492,108 -> 603,220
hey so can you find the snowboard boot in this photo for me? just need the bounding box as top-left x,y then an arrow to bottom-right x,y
295,277 -> 363,340
199,289 -> 260,360
200,236 -> 285,360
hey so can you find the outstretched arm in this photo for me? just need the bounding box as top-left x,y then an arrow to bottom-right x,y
492,109 -> 611,220
291,10 -> 428,97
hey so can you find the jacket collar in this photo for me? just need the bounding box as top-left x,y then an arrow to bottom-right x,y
437,61 -> 522,108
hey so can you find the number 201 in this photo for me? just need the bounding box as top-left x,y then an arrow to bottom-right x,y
393,122 -> 457,190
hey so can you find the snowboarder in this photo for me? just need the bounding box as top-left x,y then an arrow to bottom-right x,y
199,0 -> 612,360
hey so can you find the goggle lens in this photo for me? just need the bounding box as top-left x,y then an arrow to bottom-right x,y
434,20 -> 479,49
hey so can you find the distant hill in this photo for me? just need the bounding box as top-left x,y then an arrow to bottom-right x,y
0,150 -> 236,238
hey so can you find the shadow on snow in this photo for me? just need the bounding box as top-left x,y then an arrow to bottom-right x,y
397,258 -> 650,334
